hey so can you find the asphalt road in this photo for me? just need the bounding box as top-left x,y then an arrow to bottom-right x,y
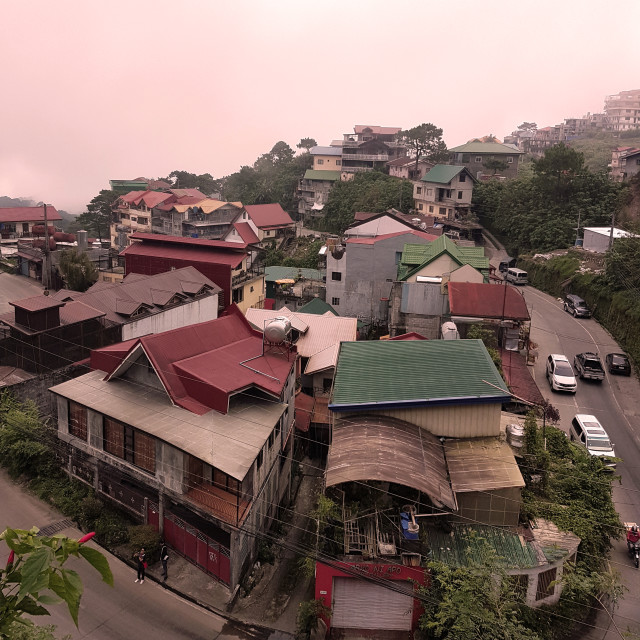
0,469 -> 279,640
521,284 -> 640,639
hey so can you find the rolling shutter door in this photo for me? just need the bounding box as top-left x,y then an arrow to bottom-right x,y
332,577 -> 413,630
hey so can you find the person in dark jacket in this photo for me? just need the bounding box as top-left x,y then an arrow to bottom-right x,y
134,548 -> 146,583
160,542 -> 169,580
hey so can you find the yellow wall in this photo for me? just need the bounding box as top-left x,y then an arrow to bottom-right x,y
314,155 -> 342,170
236,276 -> 265,314
406,255 -> 460,281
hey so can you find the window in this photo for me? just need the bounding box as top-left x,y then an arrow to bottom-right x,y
332,297 -> 340,306
416,187 -> 422,194
536,567 -> 557,601
69,402 -> 87,440
134,431 -> 156,473
137,217 -> 148,225
233,287 -> 244,303
458,191 -> 463,199
336,160 -> 341,166
264,230 -> 271,236
268,430 -> 275,448
426,188 -> 433,196
428,206 -> 434,213
257,449 -> 264,469
104,417 -> 124,458
323,378 -> 332,392
212,468 -> 240,496
439,207 -> 446,216
250,286 -> 254,292
331,272 -> 342,281
395,251 -> 402,265
475,156 -> 482,163
103,417 -> 155,473
459,173 -> 466,182
418,203 -> 423,210
507,156 -> 514,163
317,158 -> 324,165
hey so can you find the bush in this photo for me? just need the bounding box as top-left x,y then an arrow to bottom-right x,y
296,599 -> 331,640
94,512 -> 130,547
257,541 -> 276,565
128,524 -> 161,561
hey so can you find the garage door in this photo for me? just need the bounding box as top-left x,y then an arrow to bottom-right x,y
332,576 -> 413,630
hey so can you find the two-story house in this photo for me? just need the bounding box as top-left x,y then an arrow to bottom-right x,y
340,125 -> 407,175
0,205 -> 62,240
448,141 -> 524,179
387,156 -> 433,180
50,307 -> 297,589
413,165 -> 476,220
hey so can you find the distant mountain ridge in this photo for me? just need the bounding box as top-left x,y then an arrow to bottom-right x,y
0,195 -> 76,231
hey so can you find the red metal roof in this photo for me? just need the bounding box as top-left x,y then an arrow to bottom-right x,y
134,192 -> 173,208
119,191 -> 148,205
353,211 -> 377,221
243,203 -> 293,229
127,232 -> 248,250
120,241 -> 245,268
92,306 -> 294,415
232,222 -> 260,244
10,295 -> 65,312
448,282 -> 530,320
389,332 -> 428,340
0,206 -> 62,223
499,348 -> 544,406
347,230 -> 438,245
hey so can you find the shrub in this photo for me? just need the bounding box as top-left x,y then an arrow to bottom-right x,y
128,524 -> 161,561
94,512 -> 130,547
296,599 -> 331,640
257,541 -> 276,565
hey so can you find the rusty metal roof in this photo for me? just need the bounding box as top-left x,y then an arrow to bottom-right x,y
448,282 -> 530,320
325,415 -> 456,509
444,437 -> 524,493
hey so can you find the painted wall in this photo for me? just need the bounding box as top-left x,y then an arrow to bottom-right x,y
406,254 -> 460,281
122,295 -> 220,340
448,263 -> 484,283
313,154 -> 342,171
235,276 -> 265,314
315,561 -> 428,632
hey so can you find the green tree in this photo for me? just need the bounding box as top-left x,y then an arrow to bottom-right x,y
0,527 -> 113,637
70,190 -> 118,241
163,171 -> 220,195
483,158 -> 509,175
398,123 -> 448,171
321,172 -> 414,235
517,122 -> 537,133
297,138 -> 317,151
57,249 -> 98,292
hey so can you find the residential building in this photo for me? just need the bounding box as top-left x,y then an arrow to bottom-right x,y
49,307 -> 297,589
0,267 -> 221,374
582,227 -> 639,253
413,165 -> 476,220
262,266 -> 325,310
387,156 -> 433,180
610,147 -> 640,182
120,233 -> 264,312
162,199 -> 242,241
244,306 -> 357,397
324,229 -> 437,327
340,125 -> 407,174
297,169 -> 341,220
111,190 -> 172,247
241,204 -> 295,247
604,89 -> 640,132
448,142 -> 523,179
343,211 -> 425,238
310,146 -> 343,172
0,205 -> 62,239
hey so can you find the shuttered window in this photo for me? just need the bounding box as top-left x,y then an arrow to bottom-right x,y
536,567 -> 557,601
104,418 -> 124,458
134,431 -> 156,473
69,402 -> 87,441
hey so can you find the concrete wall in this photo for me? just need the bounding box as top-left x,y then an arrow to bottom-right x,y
313,155 -> 342,171
448,264 -> 484,283
122,295 -> 219,340
406,254 -> 460,281
235,276 -> 265,314
583,229 -> 614,253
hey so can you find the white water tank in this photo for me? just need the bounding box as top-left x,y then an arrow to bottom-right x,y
264,317 -> 291,343
441,321 -> 459,340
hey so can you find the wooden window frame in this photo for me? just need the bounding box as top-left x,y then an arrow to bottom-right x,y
69,401 -> 88,441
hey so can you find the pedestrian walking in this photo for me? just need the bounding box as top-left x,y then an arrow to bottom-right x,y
160,541 -> 169,581
134,547 -> 146,583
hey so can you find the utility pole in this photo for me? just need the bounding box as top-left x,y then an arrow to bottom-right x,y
609,211 -> 616,251
42,203 -> 51,290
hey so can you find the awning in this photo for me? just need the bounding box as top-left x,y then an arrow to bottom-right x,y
275,278 -> 296,284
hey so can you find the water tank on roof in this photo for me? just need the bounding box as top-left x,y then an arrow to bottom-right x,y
264,317 -> 291,343
441,321 -> 459,340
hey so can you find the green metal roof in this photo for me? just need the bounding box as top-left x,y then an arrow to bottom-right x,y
303,169 -> 341,181
298,297 -> 337,316
448,142 -> 523,155
329,339 -> 509,410
420,164 -> 465,184
426,525 -> 538,569
264,266 -> 325,282
397,236 -> 489,280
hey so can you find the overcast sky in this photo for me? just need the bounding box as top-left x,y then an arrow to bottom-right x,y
1,0 -> 639,213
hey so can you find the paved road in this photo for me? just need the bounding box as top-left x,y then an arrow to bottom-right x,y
0,272 -> 43,314
0,469 -> 282,640
521,285 -> 640,639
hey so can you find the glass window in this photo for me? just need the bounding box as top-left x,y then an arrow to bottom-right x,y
458,191 -> 463,199
332,297 -> 340,306
331,272 -> 342,281
317,158 -> 324,165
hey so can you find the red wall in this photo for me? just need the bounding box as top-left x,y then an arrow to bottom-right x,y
315,561 -> 428,632
125,254 -> 232,307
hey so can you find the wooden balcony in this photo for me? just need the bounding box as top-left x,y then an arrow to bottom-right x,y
187,484 -> 250,526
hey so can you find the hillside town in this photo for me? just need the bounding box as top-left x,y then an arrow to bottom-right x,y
2,79 -> 640,640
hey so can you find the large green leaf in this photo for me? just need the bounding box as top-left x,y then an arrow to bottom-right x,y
78,546 -> 114,587
61,569 -> 82,627
18,547 -> 53,603
16,595 -> 50,617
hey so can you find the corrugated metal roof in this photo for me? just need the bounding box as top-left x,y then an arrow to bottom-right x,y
10,295 -> 65,312
448,142 -> 524,155
310,146 -> 342,156
330,340 -> 509,409
264,266 -> 325,282
347,230 -> 437,245
303,169 -> 341,181
244,203 -> 294,229
126,232 -> 248,250
0,206 -> 62,223
427,525 -> 538,568
325,415 -> 456,509
245,308 -> 357,359
448,282 -> 530,320
50,369 -> 285,481
444,437 -> 525,493
297,298 -> 337,316
121,241 -> 245,268
420,165 -> 465,184
305,343 -> 339,375
232,222 -> 260,244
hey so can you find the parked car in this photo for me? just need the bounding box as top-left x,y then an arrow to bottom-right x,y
605,352 -> 631,376
505,267 -> 527,285
574,352 -> 605,382
546,354 -> 577,392
569,414 -> 616,468
564,294 -> 591,318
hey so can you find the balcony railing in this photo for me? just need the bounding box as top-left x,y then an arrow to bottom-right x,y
187,483 -> 250,526
341,153 -> 390,161
232,266 -> 265,287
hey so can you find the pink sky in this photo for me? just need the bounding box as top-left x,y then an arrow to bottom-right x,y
1,0 -> 639,213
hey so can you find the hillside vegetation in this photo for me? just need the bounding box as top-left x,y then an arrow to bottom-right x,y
567,130 -> 640,173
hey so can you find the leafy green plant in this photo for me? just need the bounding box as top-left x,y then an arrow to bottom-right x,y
296,598 -> 331,640
128,525 -> 160,562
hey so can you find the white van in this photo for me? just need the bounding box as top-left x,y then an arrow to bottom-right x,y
506,267 -> 528,285
569,414 -> 616,468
